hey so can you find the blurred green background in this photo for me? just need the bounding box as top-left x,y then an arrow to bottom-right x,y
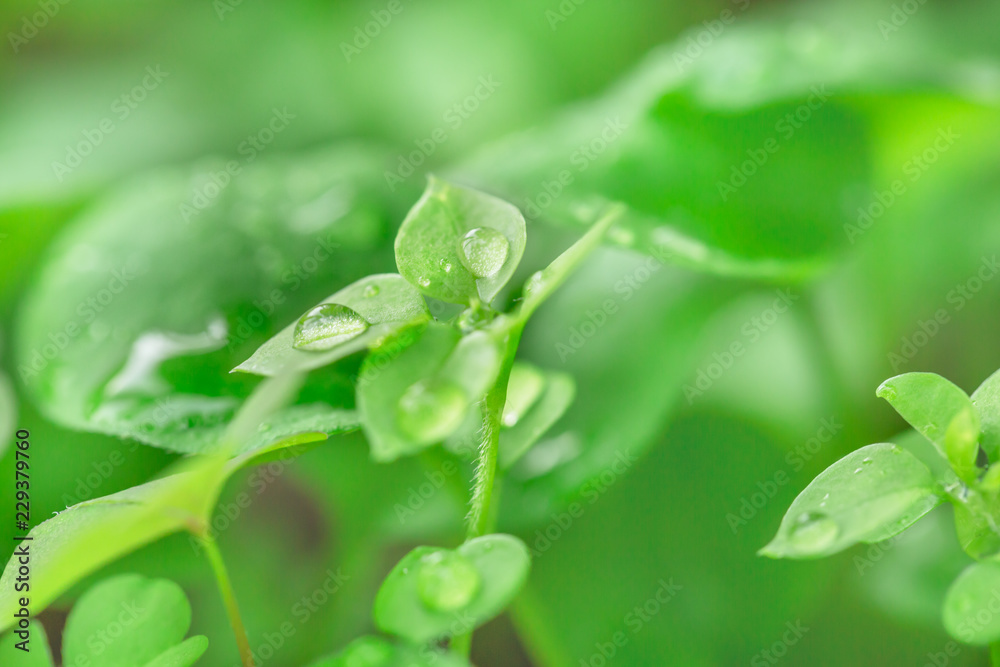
2,0 -> 1000,665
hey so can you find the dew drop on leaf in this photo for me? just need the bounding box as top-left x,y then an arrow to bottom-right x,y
417,551 -> 481,612
363,284 -> 380,298
788,512 -> 839,551
396,378 -> 468,443
459,227 -> 509,278
292,303 -> 369,352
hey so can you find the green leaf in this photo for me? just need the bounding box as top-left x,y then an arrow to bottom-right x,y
62,574 -> 206,667
877,373 -> 978,462
946,408 -> 981,484
233,274 -> 430,376
943,562 -> 1000,645
309,636 -> 471,667
0,457 -> 228,631
374,534 -> 531,643
394,177 -> 526,305
760,443 -> 942,559
953,501 -> 1000,560
357,323 -> 501,461
500,364 -> 575,469
973,368 -> 1000,462
0,621 -> 54,666
142,637 -> 210,667
15,147 -> 390,453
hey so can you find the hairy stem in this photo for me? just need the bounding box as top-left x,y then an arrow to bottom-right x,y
200,533 -> 255,667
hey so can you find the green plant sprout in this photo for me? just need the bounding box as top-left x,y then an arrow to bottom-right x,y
762,370 -> 1000,664
0,177 -> 623,666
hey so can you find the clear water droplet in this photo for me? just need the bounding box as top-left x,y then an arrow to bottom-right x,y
439,259 -> 453,273
459,227 -> 509,278
293,304 -> 369,352
854,467 -> 863,474
397,379 -> 468,443
862,457 -> 873,464
363,284 -> 380,298
418,277 -> 431,288
789,512 -> 839,552
417,551 -> 481,611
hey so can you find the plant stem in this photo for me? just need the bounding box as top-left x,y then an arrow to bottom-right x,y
453,327 -> 522,658
200,532 -> 255,667
466,326 -> 522,540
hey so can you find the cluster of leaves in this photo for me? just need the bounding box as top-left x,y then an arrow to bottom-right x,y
763,370 -> 1000,646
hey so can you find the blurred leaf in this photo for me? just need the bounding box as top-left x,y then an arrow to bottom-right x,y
374,534 -> 530,643
878,373 -> 977,465
142,637 -> 210,667
310,635 -> 470,667
973,368 -> 1000,462
62,574 -> 206,667
15,146 -> 391,453
761,443 -> 941,559
943,561 -> 1000,645
234,274 -> 429,376
945,408 -> 981,484
0,456 -> 227,631
0,370 -> 14,460
500,364 -> 575,469
394,177 -> 526,305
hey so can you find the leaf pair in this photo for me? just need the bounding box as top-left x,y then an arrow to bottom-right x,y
0,575 -> 207,667
313,534 -> 531,665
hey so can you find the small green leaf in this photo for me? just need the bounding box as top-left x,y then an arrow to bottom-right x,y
63,574 -> 206,667
234,274 -> 430,376
394,177 -> 526,305
374,534 -> 531,643
142,636 -> 210,667
877,373 -> 977,461
500,364 -> 575,469
0,621 -> 54,666
357,323 -> 501,461
0,457 -> 228,631
972,368 -> 1000,462
946,408 -> 981,484
953,502 -> 1000,560
760,443 -> 941,559
309,636 -> 471,667
943,562 -> 1000,645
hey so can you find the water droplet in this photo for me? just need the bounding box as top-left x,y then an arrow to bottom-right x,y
853,467 -> 863,474
397,379 -> 468,443
293,304 -> 369,352
788,512 -> 839,552
363,284 -> 380,298
439,259 -> 453,273
862,457 -> 873,464
418,277 -> 431,288
459,227 -> 509,278
417,551 -> 481,611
